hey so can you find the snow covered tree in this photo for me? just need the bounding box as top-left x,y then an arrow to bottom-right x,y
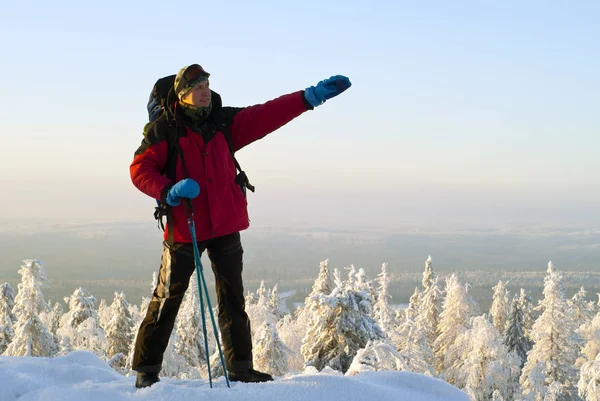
174,278 -> 207,373
97,298 -> 112,331
73,317 -> 110,358
522,361 -> 548,401
519,288 -> 537,341
161,329 -> 188,378
458,315 -> 521,401
397,308 -> 434,375
520,262 -> 581,401
407,286 -> 421,320
0,283 -> 15,322
4,259 -> 56,357
253,321 -> 293,376
422,255 -> 434,288
355,267 -> 375,299
373,263 -> 396,335
277,313 -> 305,372
569,287 -> 595,330
416,257 -> 443,349
58,287 -> 107,356
347,340 -> 409,375
105,291 -> 134,361
60,287 -> 97,329
579,352 -> 600,401
246,281 -> 278,342
39,301 -> 64,354
433,274 -> 480,377
301,268 -> 385,373
490,280 -> 510,335
582,307 -> 600,364
269,284 -> 286,320
278,259 -> 334,372
505,297 -> 531,368
0,283 -> 16,354
312,259 -> 333,297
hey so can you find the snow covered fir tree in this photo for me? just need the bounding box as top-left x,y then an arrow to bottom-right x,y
4,256 -> 600,400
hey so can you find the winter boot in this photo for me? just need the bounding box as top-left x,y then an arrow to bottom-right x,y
135,372 -> 160,388
228,368 -> 274,383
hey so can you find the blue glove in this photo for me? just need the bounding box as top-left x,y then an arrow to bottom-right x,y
166,178 -> 200,207
304,75 -> 351,107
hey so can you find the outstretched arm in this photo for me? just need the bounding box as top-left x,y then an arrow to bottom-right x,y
228,74 -> 351,151
228,90 -> 311,152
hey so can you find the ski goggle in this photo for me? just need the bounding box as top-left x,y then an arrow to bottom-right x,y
183,64 -> 210,84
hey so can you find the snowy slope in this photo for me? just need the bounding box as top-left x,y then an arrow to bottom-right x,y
0,351 -> 469,401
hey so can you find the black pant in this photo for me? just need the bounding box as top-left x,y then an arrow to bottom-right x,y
132,232 -> 253,373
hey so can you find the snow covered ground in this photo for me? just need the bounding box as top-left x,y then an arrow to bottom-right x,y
0,351 -> 469,401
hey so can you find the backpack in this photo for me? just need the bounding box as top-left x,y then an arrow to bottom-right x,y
146,74 -> 255,241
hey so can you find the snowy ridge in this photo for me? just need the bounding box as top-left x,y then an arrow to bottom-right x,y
0,351 -> 469,401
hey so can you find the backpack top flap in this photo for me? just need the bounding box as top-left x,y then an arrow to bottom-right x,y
147,74 -> 177,122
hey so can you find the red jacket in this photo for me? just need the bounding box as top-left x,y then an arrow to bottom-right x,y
130,90 -> 311,243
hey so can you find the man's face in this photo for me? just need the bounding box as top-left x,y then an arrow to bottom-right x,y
182,80 -> 211,107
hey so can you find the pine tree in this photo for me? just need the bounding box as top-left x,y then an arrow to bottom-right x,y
253,321 -> 293,376
355,267 -> 375,299
582,307 -> 600,363
4,259 -> 56,357
174,278 -> 207,373
74,317 -> 110,358
269,284 -> 286,320
505,297 -> 531,368
0,302 -> 14,354
519,288 -> 536,341
422,255 -> 434,288
39,301 -> 64,354
407,286 -> 421,320
312,260 -> 333,297
579,352 -> 600,401
521,361 -> 548,401
520,262 -> 580,401
373,263 -> 396,335
58,287 -> 108,358
570,286 -> 595,369
0,283 -> 16,322
246,281 -> 278,342
60,287 -> 97,328
416,256 -> 443,350
397,309 -> 434,375
433,274 -> 480,378
459,315 -> 521,401
105,291 -> 134,361
97,298 -> 112,331
301,268 -> 385,373
569,287 -> 595,329
278,260 -> 334,373
490,280 -> 510,335
0,283 -> 16,354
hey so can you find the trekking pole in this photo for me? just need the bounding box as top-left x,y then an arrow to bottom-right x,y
184,199 -> 231,388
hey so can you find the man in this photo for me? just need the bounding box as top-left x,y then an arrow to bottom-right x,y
129,63 -> 351,388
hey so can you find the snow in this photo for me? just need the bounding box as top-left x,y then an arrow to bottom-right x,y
0,351 -> 469,401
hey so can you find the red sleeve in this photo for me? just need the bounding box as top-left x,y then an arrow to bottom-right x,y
130,140 -> 172,201
230,90 -> 310,151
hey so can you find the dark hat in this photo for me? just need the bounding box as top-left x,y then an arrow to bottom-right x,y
174,64 -> 210,100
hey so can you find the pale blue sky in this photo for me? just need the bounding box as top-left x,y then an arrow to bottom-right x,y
1,0 -> 599,228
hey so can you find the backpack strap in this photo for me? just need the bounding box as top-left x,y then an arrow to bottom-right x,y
215,111 -> 255,196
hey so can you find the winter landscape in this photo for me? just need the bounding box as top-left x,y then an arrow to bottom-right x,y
3,254 -> 600,401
